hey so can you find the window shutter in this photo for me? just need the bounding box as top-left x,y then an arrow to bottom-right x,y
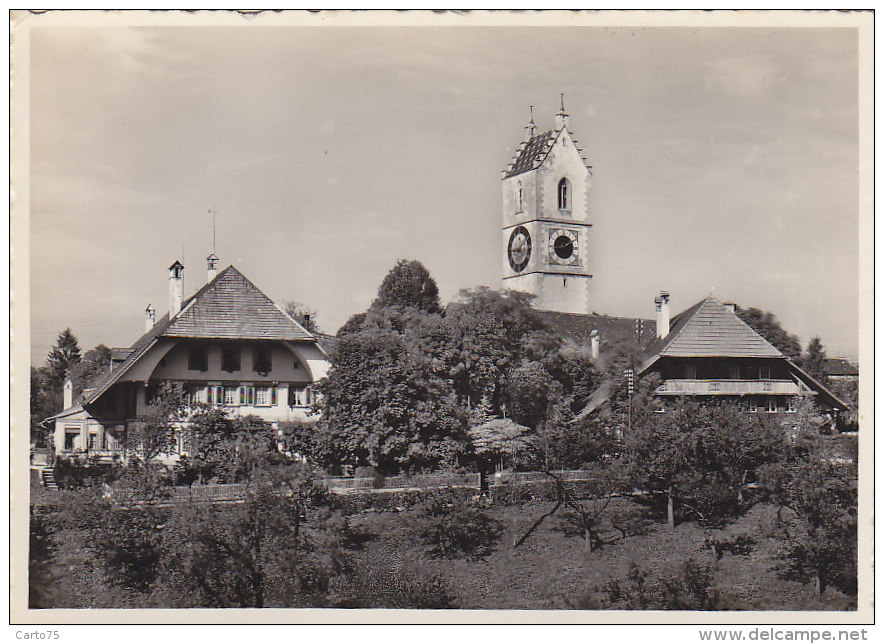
271,387 -> 277,406
248,386 -> 255,406
239,386 -> 246,405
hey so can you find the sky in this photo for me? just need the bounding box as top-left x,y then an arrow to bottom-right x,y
26,19 -> 861,363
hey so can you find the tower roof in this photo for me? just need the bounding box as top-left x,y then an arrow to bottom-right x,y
504,130 -> 556,178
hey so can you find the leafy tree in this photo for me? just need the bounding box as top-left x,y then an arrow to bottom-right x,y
412,489 -> 503,560
69,344 -> 112,397
372,259 -> 441,313
318,313 -> 467,473
625,400 -> 786,527
802,337 -> 828,383
128,381 -> 187,463
735,306 -> 802,359
30,366 -> 60,444
506,362 -> 561,430
45,328 -> 82,388
283,301 -> 321,335
757,441 -> 857,596
468,417 -> 534,471
443,287 -> 560,410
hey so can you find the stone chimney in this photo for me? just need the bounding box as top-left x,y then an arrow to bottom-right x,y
168,260 -> 184,317
590,329 -> 600,360
655,291 -> 671,339
145,304 -> 156,332
555,93 -> 569,131
207,253 -> 219,283
63,376 -> 73,410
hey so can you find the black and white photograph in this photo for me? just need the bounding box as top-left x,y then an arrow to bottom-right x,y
9,9 -> 873,625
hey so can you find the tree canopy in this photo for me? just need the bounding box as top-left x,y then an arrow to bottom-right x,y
372,259 -> 441,313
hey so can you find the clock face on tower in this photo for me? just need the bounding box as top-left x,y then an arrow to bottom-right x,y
548,229 -> 579,265
508,226 -> 532,272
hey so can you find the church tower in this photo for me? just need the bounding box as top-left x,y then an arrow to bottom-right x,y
501,97 -> 593,314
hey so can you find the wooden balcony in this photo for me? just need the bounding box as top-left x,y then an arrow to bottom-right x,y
655,379 -> 799,396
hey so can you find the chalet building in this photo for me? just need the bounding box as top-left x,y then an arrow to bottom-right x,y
48,259 -> 330,459
639,293 -> 847,415
823,358 -> 859,383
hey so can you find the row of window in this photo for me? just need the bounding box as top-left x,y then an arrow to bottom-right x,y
183,384 -> 313,407
748,396 -> 797,414
513,178 -> 571,213
681,364 -> 775,380
655,397 -> 798,414
188,345 -> 277,375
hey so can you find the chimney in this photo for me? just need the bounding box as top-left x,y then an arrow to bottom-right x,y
724,302 -> 736,314
590,329 -> 600,360
145,304 -> 156,332
555,92 -> 569,131
655,291 -> 671,339
63,376 -> 73,410
207,253 -> 219,283
168,260 -> 184,317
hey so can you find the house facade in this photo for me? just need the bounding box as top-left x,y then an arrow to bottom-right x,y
639,294 -> 847,415
48,260 -> 330,460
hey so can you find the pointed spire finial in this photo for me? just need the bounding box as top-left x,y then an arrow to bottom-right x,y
555,93 -> 569,130
525,105 -> 537,139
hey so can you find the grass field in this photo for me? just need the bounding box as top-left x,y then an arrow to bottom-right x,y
345,499 -> 854,611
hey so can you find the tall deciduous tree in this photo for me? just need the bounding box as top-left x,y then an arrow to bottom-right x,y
373,259 -> 441,313
318,312 -> 467,473
735,306 -> 802,359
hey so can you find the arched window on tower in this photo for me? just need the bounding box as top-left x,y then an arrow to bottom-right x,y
516,181 -> 523,213
557,178 -> 570,211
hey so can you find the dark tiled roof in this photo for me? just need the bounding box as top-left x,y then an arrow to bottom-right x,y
504,130 -> 556,178
537,310 -> 655,348
824,358 -> 859,376
164,266 -> 314,341
641,297 -> 782,372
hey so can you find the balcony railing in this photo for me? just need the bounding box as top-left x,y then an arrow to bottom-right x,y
655,379 -> 799,396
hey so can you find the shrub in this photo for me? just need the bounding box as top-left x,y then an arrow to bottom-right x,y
332,561 -> 459,609
53,457 -> 124,489
414,489 -> 503,559
577,559 -> 722,610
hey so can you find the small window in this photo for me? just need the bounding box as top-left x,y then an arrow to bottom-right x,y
747,399 -> 758,413
88,431 -> 101,450
785,397 -> 797,413
289,386 -> 312,407
221,346 -> 240,372
767,397 -> 778,414
224,386 -> 239,406
188,346 -> 208,372
256,386 -> 272,407
557,178 -> 570,210
516,181 -> 523,213
253,347 -> 272,375
64,426 -> 80,450
684,363 -> 697,380
728,364 -> 741,380
759,366 -> 771,380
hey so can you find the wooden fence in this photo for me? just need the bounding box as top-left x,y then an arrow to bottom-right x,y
103,469 -> 598,504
